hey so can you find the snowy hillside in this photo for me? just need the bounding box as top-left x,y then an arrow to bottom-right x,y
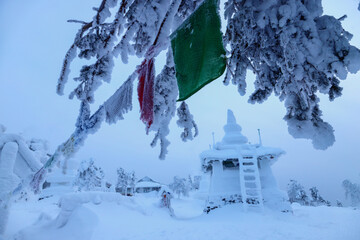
5,193 -> 360,240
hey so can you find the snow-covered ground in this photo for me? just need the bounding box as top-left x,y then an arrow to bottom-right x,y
5,193 -> 360,240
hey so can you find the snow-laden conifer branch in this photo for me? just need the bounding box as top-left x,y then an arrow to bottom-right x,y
176,102 -> 198,142
53,0 -> 360,179
150,51 -> 178,159
57,45 -> 77,96
224,0 -> 360,149
57,0 -> 128,97
53,0 -> 201,171
32,0 -> 198,190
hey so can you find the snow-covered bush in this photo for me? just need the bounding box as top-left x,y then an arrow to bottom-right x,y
128,171 -> 136,195
185,175 -> 202,191
187,175 -> 193,191
169,176 -> 190,198
287,180 -> 309,206
309,187 -> 330,206
116,168 -> 127,195
287,181 -> 331,207
192,175 -> 202,190
342,179 -> 360,207
115,168 -> 136,195
73,159 -> 105,191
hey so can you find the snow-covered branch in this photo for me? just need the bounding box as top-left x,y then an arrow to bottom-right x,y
44,0 -> 360,194
224,0 -> 360,149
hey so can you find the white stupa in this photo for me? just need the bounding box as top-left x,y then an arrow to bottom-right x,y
199,110 -> 290,212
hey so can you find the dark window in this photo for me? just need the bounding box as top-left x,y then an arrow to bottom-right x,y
223,159 -> 239,169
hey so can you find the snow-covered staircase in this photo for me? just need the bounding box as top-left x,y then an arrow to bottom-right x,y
239,155 -> 264,211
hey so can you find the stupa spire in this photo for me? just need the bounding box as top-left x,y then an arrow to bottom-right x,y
221,109 -> 248,145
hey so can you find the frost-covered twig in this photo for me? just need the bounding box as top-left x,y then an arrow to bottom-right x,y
176,102 -> 198,142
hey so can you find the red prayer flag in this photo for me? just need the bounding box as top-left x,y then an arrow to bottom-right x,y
137,58 -> 155,131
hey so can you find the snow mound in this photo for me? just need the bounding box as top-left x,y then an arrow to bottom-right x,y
7,195 -> 360,240
15,205 -> 98,240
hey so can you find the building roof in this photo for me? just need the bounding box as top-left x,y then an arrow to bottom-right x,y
201,145 -> 284,160
136,176 -> 162,188
137,176 -> 156,183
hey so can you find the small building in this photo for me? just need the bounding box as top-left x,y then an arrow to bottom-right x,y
200,110 -> 290,212
135,176 -> 163,193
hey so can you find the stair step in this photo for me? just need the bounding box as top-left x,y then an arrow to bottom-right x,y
244,174 -> 256,177
242,161 -> 254,164
243,167 -> 256,170
244,175 -> 256,181
244,180 -> 257,183
238,153 -> 264,212
245,182 -> 257,188
245,192 -> 259,196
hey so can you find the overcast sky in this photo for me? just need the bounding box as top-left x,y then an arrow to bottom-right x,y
0,0 -> 359,203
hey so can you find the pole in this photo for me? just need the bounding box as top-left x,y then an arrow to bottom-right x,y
257,129 -> 262,146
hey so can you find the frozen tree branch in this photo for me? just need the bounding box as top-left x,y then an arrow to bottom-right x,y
32,0 -> 360,193
224,0 -> 360,149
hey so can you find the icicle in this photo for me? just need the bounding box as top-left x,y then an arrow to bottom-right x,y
137,58 -> 155,131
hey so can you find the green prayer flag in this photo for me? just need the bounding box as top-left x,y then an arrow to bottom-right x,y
170,0 -> 226,101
